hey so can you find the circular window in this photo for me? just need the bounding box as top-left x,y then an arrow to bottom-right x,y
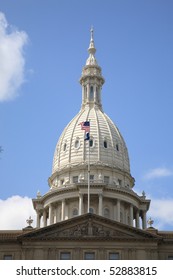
74,138 -> 80,149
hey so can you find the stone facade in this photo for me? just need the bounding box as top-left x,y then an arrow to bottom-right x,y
0,214 -> 173,260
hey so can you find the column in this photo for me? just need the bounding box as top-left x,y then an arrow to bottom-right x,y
142,210 -> 147,229
98,194 -> 103,216
49,204 -> 54,225
36,210 -> 41,228
79,194 -> 83,215
61,199 -> 65,221
136,210 -> 140,228
129,204 -> 133,226
43,209 -> 47,227
117,199 -> 120,222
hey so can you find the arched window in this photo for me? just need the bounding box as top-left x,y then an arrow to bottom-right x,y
72,208 -> 78,217
89,207 -> 94,214
104,208 -> 110,218
120,211 -> 123,223
96,87 -> 99,103
89,86 -> 94,101
84,86 -> 87,101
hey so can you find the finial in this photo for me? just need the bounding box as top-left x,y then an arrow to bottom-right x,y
147,217 -> 154,227
26,216 -> 33,227
88,26 -> 96,54
86,26 -> 97,66
142,190 -> 146,199
90,26 -> 94,42
37,190 -> 41,198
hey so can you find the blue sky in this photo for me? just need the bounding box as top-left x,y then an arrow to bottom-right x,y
0,0 -> 173,230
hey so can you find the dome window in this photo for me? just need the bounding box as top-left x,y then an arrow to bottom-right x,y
89,137 -> 94,147
74,138 -> 80,149
104,140 -> 108,148
63,142 -> 67,152
116,144 -> 119,151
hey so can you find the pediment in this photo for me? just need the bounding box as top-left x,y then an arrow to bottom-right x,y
20,214 -> 159,241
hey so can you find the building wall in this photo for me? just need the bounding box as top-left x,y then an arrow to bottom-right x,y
1,239 -> 173,260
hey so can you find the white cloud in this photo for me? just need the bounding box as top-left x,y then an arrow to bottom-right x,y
0,196 -> 36,229
148,198 -> 173,230
0,12 -> 28,102
144,167 -> 173,180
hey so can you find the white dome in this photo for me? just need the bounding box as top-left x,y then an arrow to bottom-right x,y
52,107 -> 130,175
49,28 -> 134,189
33,29 -> 150,231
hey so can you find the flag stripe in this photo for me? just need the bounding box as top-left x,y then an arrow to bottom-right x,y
79,121 -> 90,132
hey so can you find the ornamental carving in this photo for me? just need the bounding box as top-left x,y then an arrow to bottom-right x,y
55,222 -> 125,238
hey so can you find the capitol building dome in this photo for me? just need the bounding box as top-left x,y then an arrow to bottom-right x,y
33,29 -> 150,230
52,29 -> 131,187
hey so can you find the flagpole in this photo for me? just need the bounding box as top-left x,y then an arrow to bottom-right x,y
88,135 -> 90,213
79,120 -> 90,213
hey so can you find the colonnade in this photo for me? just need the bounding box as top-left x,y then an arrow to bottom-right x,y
36,194 -> 147,230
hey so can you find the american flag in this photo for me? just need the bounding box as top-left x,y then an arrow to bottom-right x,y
79,121 -> 90,132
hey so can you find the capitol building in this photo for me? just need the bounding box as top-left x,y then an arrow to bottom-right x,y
0,30 -> 173,260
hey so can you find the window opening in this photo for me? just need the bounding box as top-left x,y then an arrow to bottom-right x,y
104,208 -> 110,218
89,138 -> 93,147
89,86 -> 94,101
3,255 -> 12,260
89,207 -> 94,214
72,208 -> 78,217
74,139 -> 80,149
84,252 -> 95,260
104,176 -> 109,184
104,140 -> 108,148
60,252 -> 71,260
109,253 -> 120,260
73,176 -> 78,183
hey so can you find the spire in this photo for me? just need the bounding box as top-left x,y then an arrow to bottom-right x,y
86,27 -> 98,66
80,28 -> 105,110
